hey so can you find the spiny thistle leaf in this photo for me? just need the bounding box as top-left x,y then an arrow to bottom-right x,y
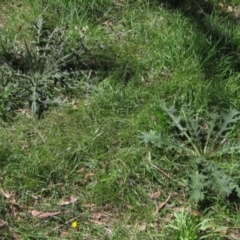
139,130 -> 169,148
211,108 -> 240,146
188,171 -> 207,202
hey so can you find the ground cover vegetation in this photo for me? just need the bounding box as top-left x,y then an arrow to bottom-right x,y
1,0 -> 240,239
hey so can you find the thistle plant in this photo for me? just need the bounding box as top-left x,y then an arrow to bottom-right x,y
0,17 -> 115,119
1,18 -> 77,118
140,102 -> 240,203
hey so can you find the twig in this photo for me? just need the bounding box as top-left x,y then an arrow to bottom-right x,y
155,193 -> 171,213
147,151 -> 186,187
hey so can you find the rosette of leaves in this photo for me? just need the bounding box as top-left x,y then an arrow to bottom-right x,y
139,103 -> 240,203
0,18 -> 116,119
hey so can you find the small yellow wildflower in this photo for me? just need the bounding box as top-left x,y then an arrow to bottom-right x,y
71,221 -> 78,228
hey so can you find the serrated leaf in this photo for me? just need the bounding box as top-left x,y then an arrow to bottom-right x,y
212,108 -> 240,145
214,176 -> 232,197
190,189 -> 205,203
139,130 -> 157,144
188,171 -> 208,203
189,171 -> 208,188
52,73 -> 62,79
139,130 -> 169,148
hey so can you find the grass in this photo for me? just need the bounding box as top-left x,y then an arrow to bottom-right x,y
1,0 -> 240,239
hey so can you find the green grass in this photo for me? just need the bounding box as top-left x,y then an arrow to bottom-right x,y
1,0 -> 240,239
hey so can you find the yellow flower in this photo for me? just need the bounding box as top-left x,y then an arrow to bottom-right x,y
71,221 -> 78,228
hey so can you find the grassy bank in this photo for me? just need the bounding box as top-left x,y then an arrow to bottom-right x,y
1,0 -> 240,239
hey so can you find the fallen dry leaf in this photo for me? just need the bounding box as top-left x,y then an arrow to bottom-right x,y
0,219 -> 8,228
77,167 -> 85,173
59,230 -> 69,238
84,171 -> 94,182
218,3 -> 234,13
148,191 -> 161,200
70,99 -> 78,109
216,226 -> 228,236
134,222 -> 146,232
0,188 -> 15,199
31,210 -> 61,219
58,196 -> 77,206
0,188 -> 19,216
229,230 -> 240,240
15,108 -> 33,118
12,232 -> 20,240
82,203 -> 95,209
172,207 -> 202,217
91,212 -> 102,221
227,6 -> 233,12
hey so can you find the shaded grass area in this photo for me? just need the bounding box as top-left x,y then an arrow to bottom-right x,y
1,0 -> 240,239
157,0 -> 240,79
